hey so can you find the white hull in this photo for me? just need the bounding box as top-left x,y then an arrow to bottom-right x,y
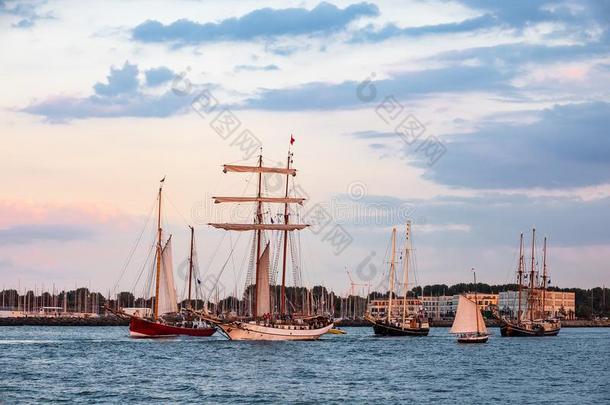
217,321 -> 334,341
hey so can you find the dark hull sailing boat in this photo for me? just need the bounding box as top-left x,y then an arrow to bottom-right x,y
124,180 -> 215,338
500,322 -> 560,337
372,321 -> 430,336
500,229 -> 560,337
201,145 -> 333,341
367,223 -> 430,337
451,271 -> 489,343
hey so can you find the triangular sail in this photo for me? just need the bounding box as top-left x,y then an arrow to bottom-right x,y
157,238 -> 178,315
255,243 -> 271,316
450,295 -> 487,334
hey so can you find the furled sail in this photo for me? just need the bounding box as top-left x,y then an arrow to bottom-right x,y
255,243 -> 271,317
223,164 -> 296,176
213,196 -> 305,205
209,223 -> 309,231
157,238 -> 178,315
450,295 -> 487,334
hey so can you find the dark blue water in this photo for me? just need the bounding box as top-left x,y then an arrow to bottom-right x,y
1,326 -> 608,404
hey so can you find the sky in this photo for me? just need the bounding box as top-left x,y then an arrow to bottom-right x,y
1,0 -> 609,298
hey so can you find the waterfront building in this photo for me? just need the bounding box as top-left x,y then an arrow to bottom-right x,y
421,295 -> 455,318
421,294 -> 499,319
463,293 -> 498,312
368,298 -> 423,319
498,290 -> 575,319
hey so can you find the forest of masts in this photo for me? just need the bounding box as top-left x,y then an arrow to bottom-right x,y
1,283 -> 608,319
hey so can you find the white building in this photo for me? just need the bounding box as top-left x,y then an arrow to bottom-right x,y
368,298 -> 423,319
498,290 -> 575,319
421,296 -> 456,319
421,294 -> 499,319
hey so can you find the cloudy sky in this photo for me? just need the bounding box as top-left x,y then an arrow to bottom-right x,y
1,0 -> 609,297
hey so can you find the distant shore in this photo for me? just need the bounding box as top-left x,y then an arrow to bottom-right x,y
336,319 -> 610,328
0,316 -> 129,326
1,316 -> 608,327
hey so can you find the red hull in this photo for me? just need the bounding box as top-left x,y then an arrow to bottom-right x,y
129,316 -> 216,338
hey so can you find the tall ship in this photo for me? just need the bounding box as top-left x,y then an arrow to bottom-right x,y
366,223 -> 430,336
110,180 -> 216,338
451,270 -> 489,343
500,229 -> 560,337
200,145 -> 333,340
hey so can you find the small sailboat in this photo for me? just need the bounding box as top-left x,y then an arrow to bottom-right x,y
500,229 -> 560,337
451,270 -> 489,343
200,146 -> 333,340
116,179 -> 216,338
366,223 -> 430,336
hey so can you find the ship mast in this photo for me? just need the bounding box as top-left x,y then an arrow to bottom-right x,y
280,149 -> 292,316
529,228 -> 536,322
542,236 -> 548,319
187,225 -> 194,309
473,268 -> 480,334
255,153 -> 263,317
402,222 -> 411,326
387,227 -> 396,322
153,178 -> 164,321
208,152 -> 308,320
517,232 -> 524,323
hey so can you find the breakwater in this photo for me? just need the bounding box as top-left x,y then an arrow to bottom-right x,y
0,316 -> 128,326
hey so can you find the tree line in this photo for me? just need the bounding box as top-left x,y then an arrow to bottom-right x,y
1,283 -> 608,319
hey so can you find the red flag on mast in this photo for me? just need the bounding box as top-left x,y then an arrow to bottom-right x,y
290,134 -> 295,145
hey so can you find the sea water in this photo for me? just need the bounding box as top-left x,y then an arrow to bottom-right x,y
1,326 -> 608,404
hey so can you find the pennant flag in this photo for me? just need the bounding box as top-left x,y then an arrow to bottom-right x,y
196,278 -> 202,285
290,134 -> 295,145
160,176 -> 166,183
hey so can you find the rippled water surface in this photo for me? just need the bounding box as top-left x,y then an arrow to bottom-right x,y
1,326 -> 609,404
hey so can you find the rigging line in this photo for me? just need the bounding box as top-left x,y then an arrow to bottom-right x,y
112,194 -> 157,293
206,231 -> 243,302
228,232 -> 238,290
203,231 -> 227,280
164,192 -> 191,228
128,232 -> 157,296
233,231 -> 251,298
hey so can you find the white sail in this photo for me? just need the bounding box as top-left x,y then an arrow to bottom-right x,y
157,238 -> 178,315
213,196 -> 305,204
450,295 -> 487,334
255,243 -> 271,317
223,164 -> 296,175
209,223 -> 309,231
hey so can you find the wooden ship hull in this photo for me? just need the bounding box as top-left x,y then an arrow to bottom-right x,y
213,319 -> 333,341
500,320 -> 560,337
129,316 -> 216,338
369,319 -> 430,336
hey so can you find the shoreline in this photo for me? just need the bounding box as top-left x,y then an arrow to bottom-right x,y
1,317 -> 609,327
336,319 -> 610,328
0,316 -> 129,326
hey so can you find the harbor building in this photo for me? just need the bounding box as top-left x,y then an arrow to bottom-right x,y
498,290 -> 575,320
368,298 -> 423,318
421,295 -> 455,318
421,294 -> 499,319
